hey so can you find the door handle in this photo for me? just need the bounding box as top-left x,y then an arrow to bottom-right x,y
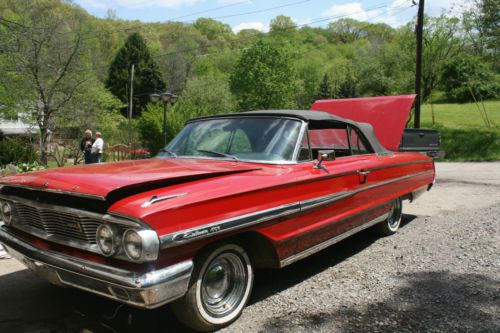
357,170 -> 370,184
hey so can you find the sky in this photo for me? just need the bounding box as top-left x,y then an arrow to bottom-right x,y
75,0 -> 469,33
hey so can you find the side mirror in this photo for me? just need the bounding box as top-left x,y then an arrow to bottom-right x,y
315,149 -> 335,171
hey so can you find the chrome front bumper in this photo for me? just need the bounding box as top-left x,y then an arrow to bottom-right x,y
0,226 -> 193,309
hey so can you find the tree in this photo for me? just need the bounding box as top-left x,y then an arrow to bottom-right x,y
193,18 -> 233,41
138,75 -> 236,154
327,19 -> 368,43
422,15 -> 463,100
270,15 -> 297,38
441,54 -> 500,102
106,32 -> 165,118
316,73 -> 332,100
0,0 -> 91,166
462,0 -> 499,58
230,40 -> 298,110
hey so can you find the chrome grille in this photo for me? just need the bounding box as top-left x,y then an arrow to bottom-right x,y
14,202 -> 100,244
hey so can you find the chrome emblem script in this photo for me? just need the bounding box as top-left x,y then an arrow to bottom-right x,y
62,221 -> 83,233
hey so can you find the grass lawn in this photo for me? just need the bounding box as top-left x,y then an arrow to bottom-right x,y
420,100 -> 499,129
417,100 -> 499,161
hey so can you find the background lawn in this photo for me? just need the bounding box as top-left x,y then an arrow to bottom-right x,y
420,100 -> 499,129
417,100 -> 499,161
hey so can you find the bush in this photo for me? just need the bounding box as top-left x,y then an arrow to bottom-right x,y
434,125 -> 500,161
441,55 -> 500,102
0,137 -> 38,166
0,162 -> 44,176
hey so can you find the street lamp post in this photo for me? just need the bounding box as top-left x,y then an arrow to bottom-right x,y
149,91 -> 178,147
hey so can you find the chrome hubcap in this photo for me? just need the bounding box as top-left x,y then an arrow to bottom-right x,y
201,253 -> 247,317
387,199 -> 402,230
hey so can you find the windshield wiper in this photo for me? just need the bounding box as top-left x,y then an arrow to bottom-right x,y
196,150 -> 239,161
159,149 -> 177,158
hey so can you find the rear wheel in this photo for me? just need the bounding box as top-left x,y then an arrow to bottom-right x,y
171,243 -> 254,332
376,198 -> 403,236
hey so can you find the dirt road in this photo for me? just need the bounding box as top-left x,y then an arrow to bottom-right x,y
0,162 -> 499,332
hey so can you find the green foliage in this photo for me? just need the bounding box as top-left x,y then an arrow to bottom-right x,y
137,104 -> 164,155
193,18 -> 232,40
0,162 -> 44,176
420,101 -> 500,160
316,73 -> 332,100
269,15 -> 297,39
437,126 -> 500,161
0,138 -> 38,166
138,75 -> 236,155
106,32 -> 165,117
230,40 -> 298,111
441,55 -> 500,102
2,0 -> 500,162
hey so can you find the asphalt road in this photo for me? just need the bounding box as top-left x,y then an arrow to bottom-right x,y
0,162 -> 499,333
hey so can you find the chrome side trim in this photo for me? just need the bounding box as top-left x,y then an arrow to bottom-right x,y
300,191 -> 355,211
367,159 -> 432,171
159,170 -> 433,249
0,226 -> 193,308
141,193 -> 187,208
0,183 -> 106,201
160,202 -> 301,249
279,212 -> 389,267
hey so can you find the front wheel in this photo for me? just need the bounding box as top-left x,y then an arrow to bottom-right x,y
376,197 -> 403,236
171,243 -> 254,332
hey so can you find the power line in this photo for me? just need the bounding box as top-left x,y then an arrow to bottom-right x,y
167,0 -> 250,21
184,0 -> 312,22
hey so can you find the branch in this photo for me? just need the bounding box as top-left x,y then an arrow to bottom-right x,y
47,32 -> 82,105
52,78 -> 87,112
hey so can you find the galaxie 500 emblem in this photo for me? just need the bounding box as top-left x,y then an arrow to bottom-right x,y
173,225 -> 221,242
61,221 -> 83,232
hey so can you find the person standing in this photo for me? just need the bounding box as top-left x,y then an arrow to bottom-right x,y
91,132 -> 104,163
80,129 -> 94,164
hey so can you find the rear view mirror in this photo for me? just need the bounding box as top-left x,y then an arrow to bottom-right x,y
317,150 -> 335,162
314,150 -> 335,172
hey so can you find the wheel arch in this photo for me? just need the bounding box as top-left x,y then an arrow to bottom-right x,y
192,231 -> 280,270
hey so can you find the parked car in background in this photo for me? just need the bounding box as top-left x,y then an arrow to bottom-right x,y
0,107 -> 435,331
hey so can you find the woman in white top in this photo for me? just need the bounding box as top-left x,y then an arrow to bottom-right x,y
91,132 -> 104,163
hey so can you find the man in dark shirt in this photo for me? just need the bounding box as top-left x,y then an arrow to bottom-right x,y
80,129 -> 95,164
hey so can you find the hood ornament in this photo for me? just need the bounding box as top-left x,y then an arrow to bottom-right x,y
141,193 -> 187,208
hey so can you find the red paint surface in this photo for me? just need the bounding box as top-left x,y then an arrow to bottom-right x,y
0,158 -> 260,199
311,95 -> 416,150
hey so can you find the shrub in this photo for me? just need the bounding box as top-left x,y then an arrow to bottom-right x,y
434,125 -> 500,161
441,55 -> 500,102
0,162 -> 44,176
0,137 -> 38,166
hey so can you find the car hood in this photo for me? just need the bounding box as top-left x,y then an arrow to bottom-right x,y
311,94 -> 416,150
0,158 -> 261,200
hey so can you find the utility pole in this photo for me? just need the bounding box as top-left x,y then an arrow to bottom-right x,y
414,0 -> 424,128
129,64 -> 135,122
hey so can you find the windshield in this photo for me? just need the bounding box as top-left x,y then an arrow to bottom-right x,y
158,117 -> 303,163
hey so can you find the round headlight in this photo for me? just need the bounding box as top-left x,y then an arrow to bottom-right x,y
123,229 -> 160,262
96,224 -> 119,256
123,229 -> 143,261
1,201 -> 14,225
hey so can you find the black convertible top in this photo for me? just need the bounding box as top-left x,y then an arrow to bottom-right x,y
190,110 -> 389,154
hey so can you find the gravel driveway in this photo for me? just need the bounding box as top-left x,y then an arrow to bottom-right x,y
0,162 -> 499,332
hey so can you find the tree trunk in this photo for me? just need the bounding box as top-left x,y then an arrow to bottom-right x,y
39,126 -> 49,167
38,107 -> 51,167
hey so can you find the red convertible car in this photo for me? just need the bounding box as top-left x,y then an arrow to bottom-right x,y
0,107 -> 435,331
